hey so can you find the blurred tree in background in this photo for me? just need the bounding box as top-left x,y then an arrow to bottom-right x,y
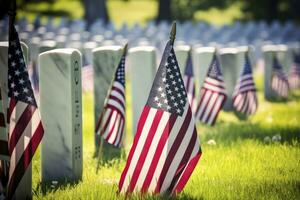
0,0 -> 299,24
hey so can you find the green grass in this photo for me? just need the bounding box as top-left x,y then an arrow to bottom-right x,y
30,73 -> 300,199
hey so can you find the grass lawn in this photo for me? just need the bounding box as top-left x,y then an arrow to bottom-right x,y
30,72 -> 300,199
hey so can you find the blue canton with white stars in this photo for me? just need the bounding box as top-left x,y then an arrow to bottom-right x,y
114,55 -> 125,86
207,55 -> 223,79
241,54 -> 253,75
147,42 -> 187,116
8,26 -> 37,107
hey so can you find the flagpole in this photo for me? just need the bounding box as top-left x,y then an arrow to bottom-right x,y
169,21 -> 176,45
8,0 -> 16,36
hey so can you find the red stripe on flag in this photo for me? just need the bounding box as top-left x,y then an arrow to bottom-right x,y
7,121 -> 44,199
155,109 -> 192,193
141,113 -> 177,192
9,105 -> 36,155
127,110 -> 164,193
167,128 -> 197,192
119,106 -> 151,191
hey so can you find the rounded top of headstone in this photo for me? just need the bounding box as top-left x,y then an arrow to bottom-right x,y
219,47 -> 239,55
39,48 -> 81,57
276,44 -> 288,52
195,46 -> 215,53
129,46 -> 156,53
92,45 -> 123,53
83,41 -> 98,49
262,44 -> 278,52
174,45 -> 191,52
40,40 -> 57,48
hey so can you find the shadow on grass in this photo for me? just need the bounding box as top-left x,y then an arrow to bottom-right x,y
200,121 -> 300,145
34,179 -> 80,196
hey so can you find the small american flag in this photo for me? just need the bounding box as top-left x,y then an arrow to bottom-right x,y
7,25 -> 44,199
232,53 -> 258,115
119,41 -> 201,195
82,65 -> 94,92
271,55 -> 289,98
195,55 -> 227,125
183,52 -> 197,114
95,54 -> 126,147
288,52 -> 300,89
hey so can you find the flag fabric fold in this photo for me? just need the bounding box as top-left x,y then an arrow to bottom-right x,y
271,56 -> 289,98
119,41 -> 201,195
195,55 -> 227,125
288,52 -> 300,89
183,51 -> 197,114
95,53 -> 126,147
232,53 -> 258,115
7,25 -> 44,199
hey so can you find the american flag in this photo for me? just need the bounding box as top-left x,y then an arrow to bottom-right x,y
183,52 -> 197,114
82,65 -> 94,92
95,54 -> 126,147
232,53 -> 258,115
288,52 -> 300,89
195,55 -> 226,126
7,25 -> 44,199
271,55 -> 289,98
119,41 -> 201,195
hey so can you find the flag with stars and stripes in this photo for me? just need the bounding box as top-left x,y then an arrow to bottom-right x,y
288,52 -> 300,89
195,55 -> 227,126
183,52 -> 197,114
95,53 -> 126,147
232,53 -> 258,115
7,25 -> 44,199
271,55 -> 289,98
119,41 -> 201,195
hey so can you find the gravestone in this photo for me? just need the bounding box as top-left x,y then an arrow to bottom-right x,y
92,46 -> 123,151
39,49 -> 82,183
219,47 -> 240,110
128,46 -> 156,135
0,41 -> 32,199
39,40 -> 57,54
193,46 -> 215,99
174,45 -> 190,73
262,45 -> 288,100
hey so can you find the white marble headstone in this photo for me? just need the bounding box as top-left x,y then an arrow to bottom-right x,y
262,45 -> 288,100
128,46 -> 156,134
39,48 -> 83,183
174,45 -> 190,73
219,47 -> 239,110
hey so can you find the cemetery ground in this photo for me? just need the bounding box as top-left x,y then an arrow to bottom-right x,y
31,73 -> 300,200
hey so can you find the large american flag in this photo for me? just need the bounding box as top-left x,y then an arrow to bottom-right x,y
288,52 -> 300,89
232,53 -> 258,115
183,52 -> 197,114
95,54 -> 126,147
7,25 -> 44,199
119,41 -> 201,195
271,55 -> 289,98
195,55 -> 226,126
